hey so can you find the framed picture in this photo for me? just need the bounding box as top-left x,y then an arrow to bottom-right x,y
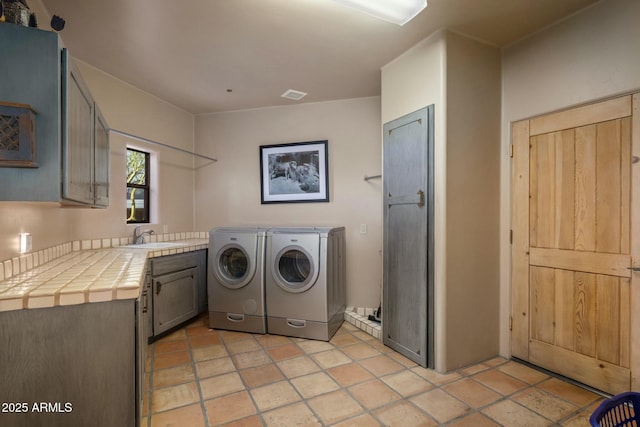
260,140 -> 329,204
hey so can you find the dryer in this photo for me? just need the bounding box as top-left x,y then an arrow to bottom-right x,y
265,227 -> 345,341
208,227 -> 267,334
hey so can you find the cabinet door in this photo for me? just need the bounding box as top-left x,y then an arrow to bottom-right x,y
62,49 -> 94,205
153,268 -> 198,335
94,105 -> 109,207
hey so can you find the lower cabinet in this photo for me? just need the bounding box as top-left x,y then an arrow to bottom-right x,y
148,249 -> 207,339
0,301 -> 136,427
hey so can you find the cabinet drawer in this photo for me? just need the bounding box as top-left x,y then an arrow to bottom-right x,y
150,252 -> 198,276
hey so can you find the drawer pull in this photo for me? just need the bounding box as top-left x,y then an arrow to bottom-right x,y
287,319 -> 306,328
227,313 -> 245,322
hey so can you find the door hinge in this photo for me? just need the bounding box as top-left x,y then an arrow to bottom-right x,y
509,316 -> 513,331
509,144 -> 514,158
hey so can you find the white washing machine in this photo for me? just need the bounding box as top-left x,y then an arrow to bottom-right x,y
265,227 -> 346,341
208,227 -> 267,334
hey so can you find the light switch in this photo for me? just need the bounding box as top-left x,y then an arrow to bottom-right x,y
360,224 -> 367,235
19,233 -> 32,253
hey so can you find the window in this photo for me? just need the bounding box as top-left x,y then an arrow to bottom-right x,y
126,148 -> 150,223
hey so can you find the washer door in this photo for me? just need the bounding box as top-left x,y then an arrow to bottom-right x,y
273,245 -> 319,293
214,244 -> 255,289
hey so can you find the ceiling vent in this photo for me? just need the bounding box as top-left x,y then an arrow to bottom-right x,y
281,89 -> 308,101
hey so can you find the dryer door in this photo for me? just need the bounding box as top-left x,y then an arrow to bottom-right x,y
273,245 -> 319,293
215,244 -> 255,289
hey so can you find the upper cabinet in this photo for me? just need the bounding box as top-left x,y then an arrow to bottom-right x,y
0,24 -> 109,207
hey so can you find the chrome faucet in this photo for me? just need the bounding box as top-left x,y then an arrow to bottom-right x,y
133,226 -> 155,244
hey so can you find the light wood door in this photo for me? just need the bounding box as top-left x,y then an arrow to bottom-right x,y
383,106 -> 434,368
512,94 -> 640,394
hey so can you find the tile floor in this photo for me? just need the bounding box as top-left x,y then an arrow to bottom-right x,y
141,315 -> 605,426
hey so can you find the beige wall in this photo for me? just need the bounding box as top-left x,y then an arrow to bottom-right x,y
381,31 -> 501,371
499,0 -> 640,356
193,97 -> 383,309
0,57 -> 196,261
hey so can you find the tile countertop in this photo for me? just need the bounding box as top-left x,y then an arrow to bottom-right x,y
0,237 -> 208,313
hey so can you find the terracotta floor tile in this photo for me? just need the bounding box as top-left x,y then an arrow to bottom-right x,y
222,414 -> 264,427
352,330 -> 376,341
498,361 -> 549,384
191,344 -> 228,362
225,337 -> 261,354
307,390 -> 364,425
290,371 -> 340,398
472,369 -> 529,395
255,334 -> 292,348
151,381 -> 200,413
459,363 -> 491,376
277,356 -> 321,378
387,351 -> 419,367
410,388 -> 470,423
195,356 -> 236,378
443,378 -> 502,408
411,365 -> 462,385
330,332 -> 361,347
250,380 -> 301,411
310,349 -> 352,369
149,403 -> 205,427
154,339 -> 188,354
297,340 -> 335,354
561,409 -> 593,427
381,369 -> 433,397
204,391 -> 257,426
262,402 -> 321,427
186,324 -> 214,337
153,349 -> 190,370
348,379 -> 401,410
446,412 -> 501,427
482,400 -> 551,427
327,362 -> 374,387
218,330 -> 254,343
513,388 -> 578,421
340,342 -> 380,360
366,339 -> 395,353
359,354 -> 404,376
189,332 -> 222,348
330,413 -> 382,427
152,364 -> 195,388
266,343 -> 304,361
239,363 -> 284,388
537,378 -> 601,406
233,349 -> 272,369
373,401 -> 438,427
199,372 -> 246,400
156,328 -> 186,342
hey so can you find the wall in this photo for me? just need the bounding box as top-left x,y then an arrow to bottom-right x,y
499,0 -> 640,355
0,8 -> 196,261
193,97 -> 383,309
381,31 -> 501,371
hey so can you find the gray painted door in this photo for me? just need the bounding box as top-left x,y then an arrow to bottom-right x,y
383,106 -> 434,368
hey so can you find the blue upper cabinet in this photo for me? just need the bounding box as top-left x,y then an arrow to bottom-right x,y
0,24 -> 109,207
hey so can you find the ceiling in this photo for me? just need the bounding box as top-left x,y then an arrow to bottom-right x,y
39,0 -> 600,114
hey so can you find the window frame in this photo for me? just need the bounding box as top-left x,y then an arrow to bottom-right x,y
126,147 -> 151,224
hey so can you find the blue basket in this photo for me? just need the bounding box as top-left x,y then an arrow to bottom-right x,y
590,392 -> 640,427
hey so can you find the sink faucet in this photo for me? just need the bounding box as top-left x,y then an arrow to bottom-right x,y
133,226 -> 155,244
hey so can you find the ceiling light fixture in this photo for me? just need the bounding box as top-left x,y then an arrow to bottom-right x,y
332,0 -> 427,26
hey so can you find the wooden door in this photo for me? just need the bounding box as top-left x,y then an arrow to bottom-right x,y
511,94 -> 640,394
383,106 -> 434,368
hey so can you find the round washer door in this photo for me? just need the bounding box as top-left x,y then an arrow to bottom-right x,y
272,246 -> 319,293
214,244 -> 255,289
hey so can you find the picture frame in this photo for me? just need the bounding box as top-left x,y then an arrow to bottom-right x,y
0,102 -> 37,168
260,140 -> 329,204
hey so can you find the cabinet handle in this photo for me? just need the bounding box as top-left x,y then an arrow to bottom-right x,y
156,282 -> 162,295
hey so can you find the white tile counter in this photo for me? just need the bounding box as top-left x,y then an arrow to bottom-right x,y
0,234 -> 208,312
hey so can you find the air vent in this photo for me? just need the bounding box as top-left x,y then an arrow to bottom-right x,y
281,89 -> 308,101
